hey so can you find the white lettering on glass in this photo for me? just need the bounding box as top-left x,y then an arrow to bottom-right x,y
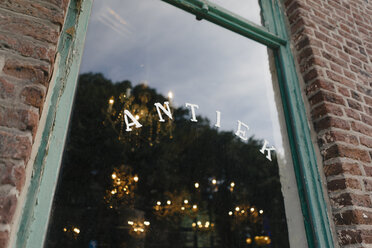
124,110 -> 142,131
154,101 -> 173,122
185,103 -> 199,122
235,120 -> 250,141
215,111 -> 221,128
260,140 -> 276,161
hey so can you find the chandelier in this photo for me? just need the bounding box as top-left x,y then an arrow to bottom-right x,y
105,84 -> 174,147
104,165 -> 139,208
153,191 -> 197,218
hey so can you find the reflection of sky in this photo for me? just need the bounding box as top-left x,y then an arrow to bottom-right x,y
79,0 -> 283,150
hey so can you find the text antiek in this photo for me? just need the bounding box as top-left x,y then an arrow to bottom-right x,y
124,101 -> 275,161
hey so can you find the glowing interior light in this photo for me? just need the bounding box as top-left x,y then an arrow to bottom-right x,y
133,175 -> 139,182
167,200 -> 171,205
63,227 -> 67,232
111,173 -> 117,179
135,115 -> 140,120
193,205 -> 197,209
259,210 -> 264,214
109,97 -> 114,104
235,207 -> 240,211
228,211 -> 233,216
73,227 -> 80,234
250,207 -> 255,212
168,91 -> 174,99
230,182 -> 235,187
212,179 -> 217,185
128,221 -> 134,225
184,199 -> 189,204
144,221 -> 150,226
156,201 -> 161,206
194,182 -> 199,188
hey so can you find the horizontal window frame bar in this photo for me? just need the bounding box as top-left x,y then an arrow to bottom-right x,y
161,0 -> 286,48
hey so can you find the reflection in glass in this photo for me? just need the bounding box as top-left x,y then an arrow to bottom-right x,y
207,0 -> 262,25
45,0 -> 291,248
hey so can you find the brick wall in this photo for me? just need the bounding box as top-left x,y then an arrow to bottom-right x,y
284,0 -> 372,246
0,0 -> 69,247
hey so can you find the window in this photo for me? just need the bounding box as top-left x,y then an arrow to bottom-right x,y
16,1 -> 334,248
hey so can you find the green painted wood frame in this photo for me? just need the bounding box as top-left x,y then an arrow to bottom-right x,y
14,0 -> 334,247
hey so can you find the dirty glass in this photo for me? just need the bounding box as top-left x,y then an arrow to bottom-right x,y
45,0 -> 292,247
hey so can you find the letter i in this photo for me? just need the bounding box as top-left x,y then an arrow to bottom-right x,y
215,111 -> 221,128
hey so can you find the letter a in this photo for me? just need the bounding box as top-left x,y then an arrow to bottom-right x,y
154,101 -> 173,122
260,140 -> 276,161
124,110 -> 142,131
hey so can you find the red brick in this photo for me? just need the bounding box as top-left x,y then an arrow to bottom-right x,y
364,166 -> 372,177
311,103 -> 343,119
331,193 -> 372,208
337,86 -> 350,97
0,194 -> 17,224
326,70 -> 355,89
323,144 -> 371,162
309,90 -> 346,106
323,51 -> 348,67
304,67 -> 321,82
324,162 -> 362,176
319,130 -> 359,147
20,85 -> 46,111
361,229 -> 372,244
338,229 -> 362,245
365,96 -> 372,106
0,9 -> 59,44
0,131 -> 32,162
352,121 -> 372,136
305,79 -> 335,96
38,0 -> 69,10
350,91 -> 362,101
0,106 -> 39,136
345,108 -> 360,121
327,178 -> 362,191
347,99 -> 363,111
315,116 -> 350,132
361,114 -> 372,126
0,0 -> 65,26
357,85 -> 372,98
334,210 -> 372,225
0,231 -> 9,248
0,160 -> 25,192
365,179 -> 372,191
0,77 -> 14,99
360,136 -> 372,148
0,32 -> 56,62
3,59 -> 50,86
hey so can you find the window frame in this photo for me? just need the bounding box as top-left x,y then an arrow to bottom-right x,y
14,0 -> 334,247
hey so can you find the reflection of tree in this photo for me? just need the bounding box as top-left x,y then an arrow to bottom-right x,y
45,73 -> 289,248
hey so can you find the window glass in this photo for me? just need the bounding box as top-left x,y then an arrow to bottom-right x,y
45,0 -> 293,247
207,0 -> 262,25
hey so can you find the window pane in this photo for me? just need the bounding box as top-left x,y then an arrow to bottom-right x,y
207,0 -> 262,25
45,0 -> 296,247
